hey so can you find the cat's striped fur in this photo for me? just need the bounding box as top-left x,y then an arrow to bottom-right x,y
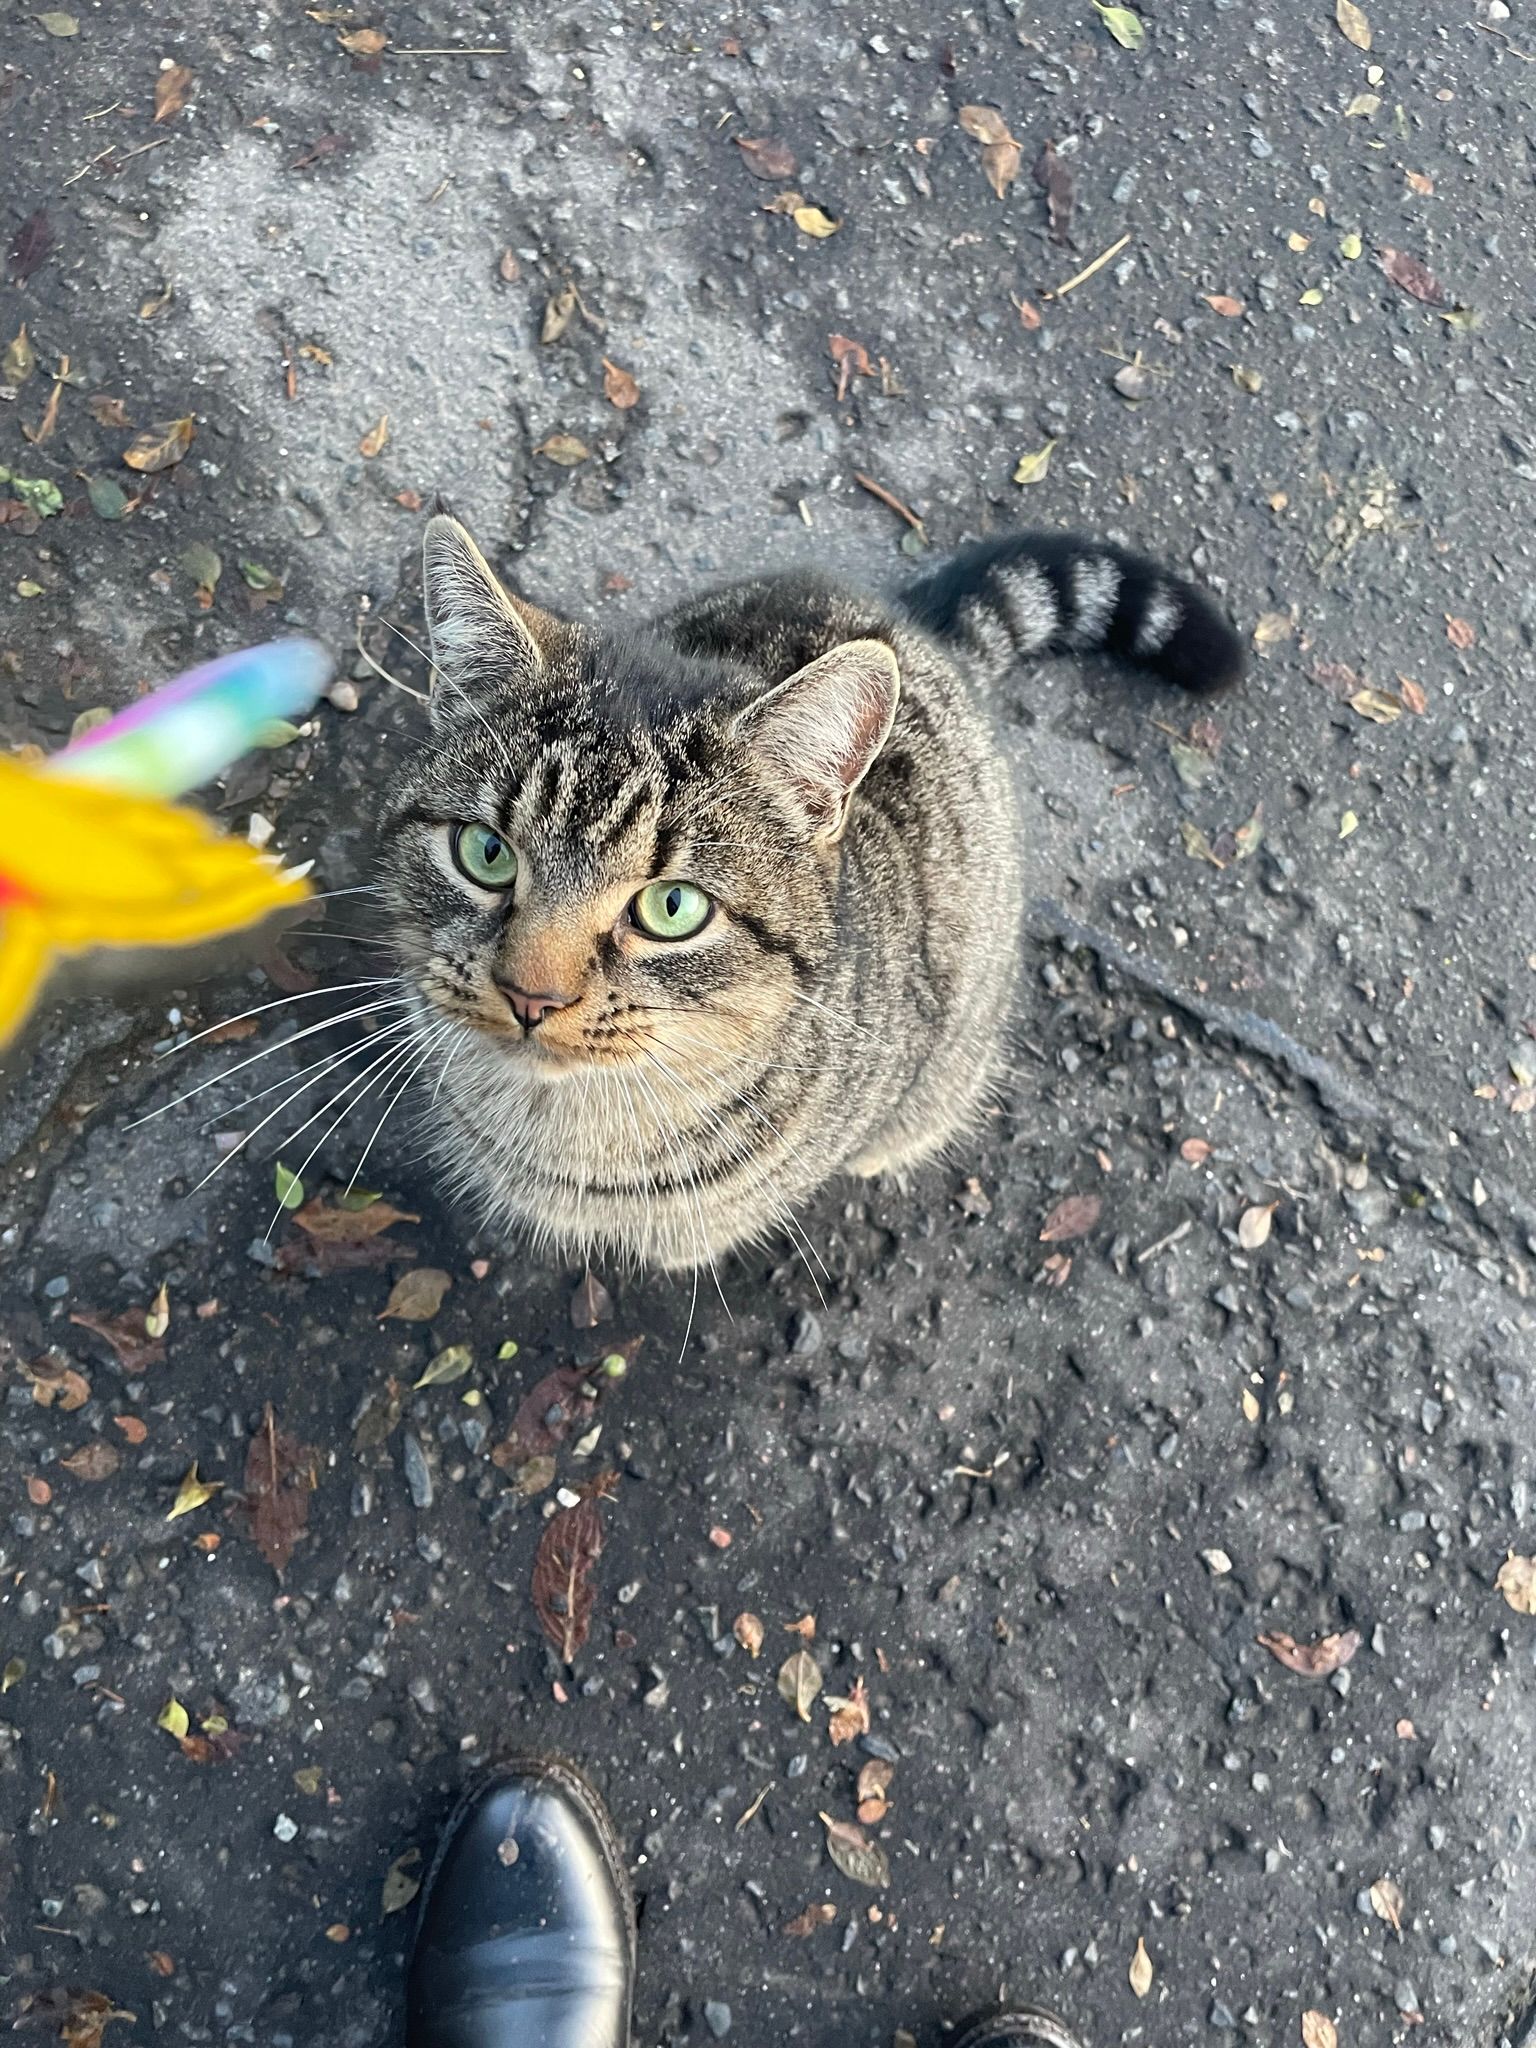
380,517 -> 1241,1272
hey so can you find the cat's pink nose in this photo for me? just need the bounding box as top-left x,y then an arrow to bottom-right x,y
496,979 -> 577,1030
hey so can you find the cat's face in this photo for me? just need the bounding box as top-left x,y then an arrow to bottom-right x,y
379,518 -> 899,1089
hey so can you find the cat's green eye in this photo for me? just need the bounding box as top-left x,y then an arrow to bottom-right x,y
632,880 -> 712,941
452,822 -> 518,890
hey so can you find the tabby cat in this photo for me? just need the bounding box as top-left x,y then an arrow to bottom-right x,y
379,515 -> 1242,1272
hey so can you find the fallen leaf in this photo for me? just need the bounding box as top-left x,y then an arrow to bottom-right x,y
535,431 -> 590,466
1182,823 -> 1220,870
733,1612 -> 765,1658
414,1343 -> 473,1390
15,1993 -> 136,2048
1129,1936 -> 1154,1997
1344,92 -> 1380,117
2,1656 -> 24,1690
1369,1874 -> 1405,1934
1234,804 -> 1264,859
240,1403 -> 316,1575
180,541 -> 222,609
2,323 -> 35,385
61,1442 -> 121,1483
602,358 -> 639,409
8,208 -> 54,283
1379,247 -> 1442,305
338,26 -> 388,54
857,1758 -> 894,1819
289,130 -> 352,171
1405,170 -> 1433,196
819,1813 -> 889,1889
829,332 -> 875,403
531,1471 -> 617,1663
497,248 -> 519,283
735,135 -> 797,180
785,1613 -> 817,1640
1398,675 -> 1427,715
1238,1202 -> 1277,1249
826,1676 -> 871,1746
1335,0 -> 1371,50
88,393 -> 131,428
381,1848 -> 422,1916
1496,1552 -> 1536,1615
1181,1136 -> 1213,1165
69,1307 -> 166,1372
167,1463 -> 221,1520
87,476 -> 130,520
21,1356 -> 91,1410
1113,362 -> 1152,402
761,191 -> 804,214
1257,1627 -> 1361,1676
37,10 -> 80,32
1301,2015 -> 1338,2048
157,1697 -> 190,1740
1040,1193 -> 1101,1242
1444,614 -> 1475,651
541,286 -> 578,342
783,1902 -> 838,1936
1252,610 -> 1294,649
1349,686 -> 1403,724
1012,438 -> 1058,486
1339,809 -> 1359,840
1169,735 -> 1217,789
293,1195 -> 419,1243
122,415 -> 195,472
379,1267 -> 453,1322
7,473 -> 62,516
1016,297 -> 1043,331
570,1269 -> 613,1329
358,413 -> 390,458
1094,2 -> 1145,50
792,204 -> 840,238
1032,139 -> 1074,244
778,1648 -> 824,1721
958,104 -> 1021,201
493,1361 -> 600,1467
154,62 -> 195,122
112,1414 -> 148,1445
1340,231 -> 1363,260
1204,293 -> 1245,317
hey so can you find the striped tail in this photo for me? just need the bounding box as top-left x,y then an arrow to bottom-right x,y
901,532 -> 1245,697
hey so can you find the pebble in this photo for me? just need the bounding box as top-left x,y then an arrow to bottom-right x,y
858,1733 -> 899,1762
1209,2002 -> 1236,2030
704,2002 -> 732,2038
403,1434 -> 433,1510
272,1813 -> 299,1843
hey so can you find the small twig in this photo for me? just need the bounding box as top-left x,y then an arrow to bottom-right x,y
393,45 -> 508,55
62,146 -> 115,187
1136,1219 -> 1192,1266
851,469 -> 926,538
1471,19 -> 1536,57
1043,231 -> 1132,302
735,1784 -> 772,1830
424,174 -> 453,205
353,616 -> 430,704
82,99 -> 126,121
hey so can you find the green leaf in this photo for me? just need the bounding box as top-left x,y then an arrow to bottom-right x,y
414,1344 -> 473,1390
274,1162 -> 304,1211
69,706 -> 112,743
252,719 -> 303,749
382,1848 -> 423,1916
1,1657 -> 25,1693
179,540 -> 222,598
2,325 -> 35,385
37,10 -> 80,35
239,559 -> 281,590
1340,231 -> 1363,261
1012,438 -> 1059,487
87,475 -> 130,520
15,580 -> 43,598
337,1186 -> 382,1211
11,475 -> 63,517
1093,1 -> 1145,50
157,1696 -> 190,1739
496,1339 -> 519,1360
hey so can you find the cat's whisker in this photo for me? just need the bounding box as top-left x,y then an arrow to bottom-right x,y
155,976 -> 402,1060
260,1025 -> 445,1240
199,1015 -> 415,1129
342,1019 -> 455,1199
128,993 -> 414,1128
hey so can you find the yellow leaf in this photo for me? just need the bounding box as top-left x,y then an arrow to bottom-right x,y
413,1343 -> 473,1390
157,1697 -> 190,1739
1349,687 -> 1403,724
167,1462 -> 222,1521
1344,92 -> 1380,117
1252,610 -> 1294,649
358,413 -> 389,458
1368,1875 -> 1404,1933
1232,365 -> 1263,394
1497,1553 -> 1536,1616
792,205 -> 840,238
1339,810 -> 1359,839
339,26 -> 388,53
1012,438 -> 1058,486
1286,231 -> 1310,252
122,415 -> 195,472
1299,287 -> 1325,306
145,1281 -> 171,1339
1238,1202 -> 1276,1249
534,432 -> 591,466
1336,0 -> 1371,50
1129,1936 -> 1154,1997
1241,1387 -> 1262,1422
1340,231 -> 1363,259
2,323 -> 35,385
1301,2014 -> 1338,2048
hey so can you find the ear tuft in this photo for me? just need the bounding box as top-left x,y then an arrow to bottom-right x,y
421,515 -> 554,706
733,638 -> 900,842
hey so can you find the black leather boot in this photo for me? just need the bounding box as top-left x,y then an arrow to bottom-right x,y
951,2008 -> 1090,2048
406,1756 -> 635,2048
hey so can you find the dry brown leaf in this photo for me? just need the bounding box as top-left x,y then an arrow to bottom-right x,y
88,393 -> 131,428
113,1414 -> 148,1446
122,415 -> 195,472
785,1613 -> 817,1639
154,63 -> 194,122
1252,610 -> 1294,649
358,413 -> 389,458
379,1267 -> 452,1321
828,332 -> 875,403
1369,1874 -> 1405,1934
21,1356 -> 91,1410
1238,1202 -> 1277,1249
958,105 -> 1021,200
492,1361 -> 600,1468
531,1470 -> 617,1663
338,26 -> 389,54
1181,1137 -> 1213,1165
778,1648 -> 823,1721
1336,0 -> 1372,50
292,1196 -> 419,1244
857,1758 -> 894,1807
535,431 -> 591,466
733,1612 -> 765,1658
1129,1936 -> 1154,1998
735,135 -> 797,180
1301,2014 -> 1338,2048
602,357 -> 639,409
1257,1627 -> 1361,1676
819,1812 -> 890,1888
783,1902 -> 837,1936
1349,687 -> 1404,724
826,1676 -> 870,1746
15,1990 -> 136,2048
1405,170 -> 1433,196
1496,1552 -> 1536,1615
1379,247 -> 1443,304
1397,675 -> 1427,715
1444,614 -> 1475,651
1204,293 -> 1245,317
3,322 -> 36,385
69,1307 -> 165,1372
1040,1193 -> 1101,1243
570,1268 -> 613,1328
240,1403 -> 315,1575
541,286 -> 578,343
61,1441 -> 121,1482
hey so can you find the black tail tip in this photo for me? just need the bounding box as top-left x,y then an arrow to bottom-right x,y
1157,591 -> 1246,697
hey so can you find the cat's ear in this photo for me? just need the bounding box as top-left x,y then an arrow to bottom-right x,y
421,514 -> 558,707
733,638 -> 900,842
